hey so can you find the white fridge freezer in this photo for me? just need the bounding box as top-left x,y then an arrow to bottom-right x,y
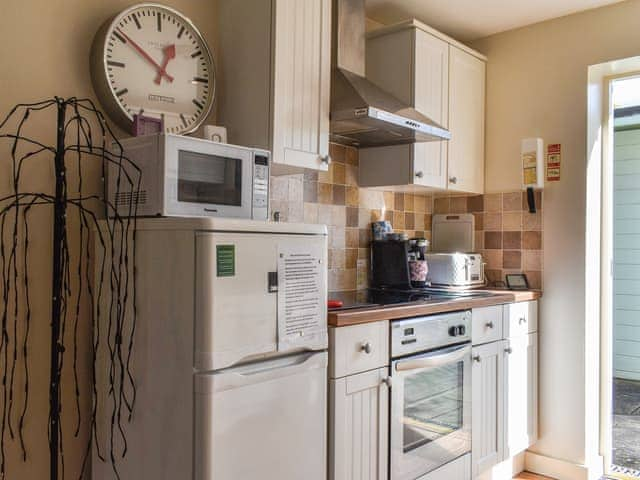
92,218 -> 328,480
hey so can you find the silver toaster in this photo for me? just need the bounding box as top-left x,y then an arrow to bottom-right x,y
425,253 -> 485,287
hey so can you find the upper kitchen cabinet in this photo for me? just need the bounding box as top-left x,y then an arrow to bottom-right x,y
363,20 -> 486,194
217,0 -> 332,173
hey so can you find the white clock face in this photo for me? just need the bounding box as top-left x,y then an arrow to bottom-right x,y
101,4 -> 214,134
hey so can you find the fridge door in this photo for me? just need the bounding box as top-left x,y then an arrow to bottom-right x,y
194,351 -> 328,480
196,231 -> 327,371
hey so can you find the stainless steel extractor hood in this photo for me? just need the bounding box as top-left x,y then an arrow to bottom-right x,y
330,0 -> 451,148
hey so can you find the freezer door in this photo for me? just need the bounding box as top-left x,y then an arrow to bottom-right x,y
194,352 -> 328,480
196,231 -> 328,371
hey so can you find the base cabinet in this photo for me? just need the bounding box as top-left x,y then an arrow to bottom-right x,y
504,333 -> 539,458
471,302 -> 539,479
329,368 -> 389,480
471,341 -> 504,477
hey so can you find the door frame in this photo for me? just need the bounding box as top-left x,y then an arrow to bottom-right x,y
594,64 -> 640,476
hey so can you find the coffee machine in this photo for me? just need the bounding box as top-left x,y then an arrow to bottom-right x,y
371,239 -> 429,289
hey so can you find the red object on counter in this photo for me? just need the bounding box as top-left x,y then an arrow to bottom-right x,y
328,300 -> 343,309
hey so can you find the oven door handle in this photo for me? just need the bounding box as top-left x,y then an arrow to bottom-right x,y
394,344 -> 470,372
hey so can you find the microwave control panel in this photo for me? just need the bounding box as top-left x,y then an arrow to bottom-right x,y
252,153 -> 270,220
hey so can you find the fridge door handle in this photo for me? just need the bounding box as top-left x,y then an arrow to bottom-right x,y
394,345 -> 470,372
196,351 -> 327,394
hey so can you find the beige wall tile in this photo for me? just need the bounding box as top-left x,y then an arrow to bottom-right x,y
330,249 -> 346,269
434,197 -> 450,214
288,200 -> 304,222
383,191 -> 395,211
331,205 -> 346,226
450,196 -> 468,213
484,212 -> 502,231
331,162 -> 345,185
329,226 -> 345,249
414,195 -> 426,213
270,176 -> 289,202
483,249 -> 503,270
359,189 -> 385,210
484,193 -> 503,212
303,202 -> 319,224
523,210 -> 543,231
523,250 -> 543,270
345,165 -> 358,186
318,183 -> 332,204
424,196 -> 434,214
502,192 -> 523,212
404,194 -> 415,212
502,212 -> 523,231
317,205 -> 332,225
346,186 -> 359,207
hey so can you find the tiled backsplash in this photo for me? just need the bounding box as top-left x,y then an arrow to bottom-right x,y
270,143 -> 543,293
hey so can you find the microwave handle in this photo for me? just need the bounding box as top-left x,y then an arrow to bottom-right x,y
395,344 -> 470,372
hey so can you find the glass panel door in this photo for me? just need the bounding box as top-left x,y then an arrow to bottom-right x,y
177,150 -> 242,205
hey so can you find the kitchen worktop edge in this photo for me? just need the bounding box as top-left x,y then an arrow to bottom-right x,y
328,290 -> 542,327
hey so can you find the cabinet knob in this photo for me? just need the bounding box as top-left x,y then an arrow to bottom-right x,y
360,342 -> 372,354
505,347 -> 513,354
472,355 -> 482,363
519,317 -> 527,324
485,321 -> 494,329
415,171 -> 424,178
321,155 -> 332,165
449,176 -> 458,184
381,377 -> 392,388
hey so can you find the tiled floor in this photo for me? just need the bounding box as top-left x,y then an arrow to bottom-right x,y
613,378 -> 640,473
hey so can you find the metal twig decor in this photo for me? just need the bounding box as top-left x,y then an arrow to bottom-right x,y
0,97 -> 140,480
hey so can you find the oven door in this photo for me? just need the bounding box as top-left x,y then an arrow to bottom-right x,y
164,135 -> 253,218
390,343 -> 471,480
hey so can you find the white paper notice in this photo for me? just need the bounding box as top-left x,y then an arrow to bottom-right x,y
277,242 -> 324,351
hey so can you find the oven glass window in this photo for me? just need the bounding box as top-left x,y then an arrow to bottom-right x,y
177,150 -> 242,206
402,361 -> 464,453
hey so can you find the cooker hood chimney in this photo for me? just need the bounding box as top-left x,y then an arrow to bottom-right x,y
330,0 -> 451,148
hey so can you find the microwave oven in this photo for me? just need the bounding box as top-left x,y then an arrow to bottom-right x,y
108,134 -> 269,220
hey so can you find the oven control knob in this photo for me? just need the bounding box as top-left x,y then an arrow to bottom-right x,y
448,326 -> 458,337
457,325 -> 466,336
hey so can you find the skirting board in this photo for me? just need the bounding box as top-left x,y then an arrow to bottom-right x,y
525,451 -> 604,480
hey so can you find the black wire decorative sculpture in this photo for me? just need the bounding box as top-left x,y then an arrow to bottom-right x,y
0,97 -> 141,480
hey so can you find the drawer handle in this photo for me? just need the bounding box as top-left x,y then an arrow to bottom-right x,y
505,347 -> 513,354
415,171 -> 424,178
360,342 -> 372,354
519,317 -> 527,324
472,355 -> 482,363
381,377 -> 392,388
485,321 -> 494,329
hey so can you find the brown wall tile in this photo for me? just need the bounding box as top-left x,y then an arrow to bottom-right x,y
405,212 -> 415,230
473,213 -> 484,231
318,182 -> 332,204
394,212 -> 405,230
332,185 -> 346,205
331,162 -> 346,185
303,181 -> 318,203
484,212 -> 502,231
484,193 -> 503,212
345,146 -> 358,166
346,228 -> 359,248
485,231 -> 502,249
503,231 -> 522,249
404,194 -> 415,212
434,197 -> 450,214
359,228 -> 371,248
345,165 -> 358,186
329,142 -> 346,163
467,195 -> 484,213
523,231 -> 542,249
424,214 -> 433,231
345,249 -> 358,269
524,270 -> 542,289
346,207 -> 359,227
503,250 -> 522,269
450,196 -> 468,213
346,186 -> 359,207
394,193 -> 404,211
414,195 -> 426,213
503,192 -> 523,212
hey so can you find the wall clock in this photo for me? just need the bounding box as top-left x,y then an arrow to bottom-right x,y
90,3 -> 215,134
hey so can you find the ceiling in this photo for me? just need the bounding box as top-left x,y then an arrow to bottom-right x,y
365,0 -> 627,41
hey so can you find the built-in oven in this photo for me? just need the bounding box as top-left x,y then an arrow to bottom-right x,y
390,310 -> 472,480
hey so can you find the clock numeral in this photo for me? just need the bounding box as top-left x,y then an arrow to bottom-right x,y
192,99 -> 204,111
191,50 -> 202,59
116,88 -> 129,97
132,14 -> 141,29
107,61 -> 126,68
192,77 -> 208,84
177,26 -> 185,39
180,114 -> 188,128
157,14 -> 162,32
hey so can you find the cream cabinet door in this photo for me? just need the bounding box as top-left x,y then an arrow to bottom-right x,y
412,30 -> 449,189
272,0 -> 331,171
330,368 -> 389,480
471,341 -> 504,477
503,333 -> 539,458
447,46 -> 485,194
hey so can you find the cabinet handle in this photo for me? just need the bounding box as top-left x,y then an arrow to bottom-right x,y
381,377 -> 392,388
472,355 -> 481,363
485,321 -> 494,329
360,342 -> 372,354
449,176 -> 458,184
519,317 -> 527,324
415,171 -> 424,178
321,155 -> 331,165
505,347 -> 513,354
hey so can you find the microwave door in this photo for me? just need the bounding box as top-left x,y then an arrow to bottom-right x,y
164,135 -> 253,218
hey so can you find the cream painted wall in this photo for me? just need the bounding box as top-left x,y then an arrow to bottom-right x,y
0,2 -> 216,478
472,0 -> 640,473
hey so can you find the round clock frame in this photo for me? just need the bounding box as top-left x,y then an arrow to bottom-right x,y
90,3 -> 215,135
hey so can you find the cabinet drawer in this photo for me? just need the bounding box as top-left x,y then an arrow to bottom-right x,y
503,301 -> 538,338
329,322 -> 389,379
471,305 -> 503,345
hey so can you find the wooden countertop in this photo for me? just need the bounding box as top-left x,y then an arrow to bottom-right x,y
328,290 -> 542,327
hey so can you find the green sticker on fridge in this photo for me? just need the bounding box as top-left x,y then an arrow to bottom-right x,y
216,245 -> 235,277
